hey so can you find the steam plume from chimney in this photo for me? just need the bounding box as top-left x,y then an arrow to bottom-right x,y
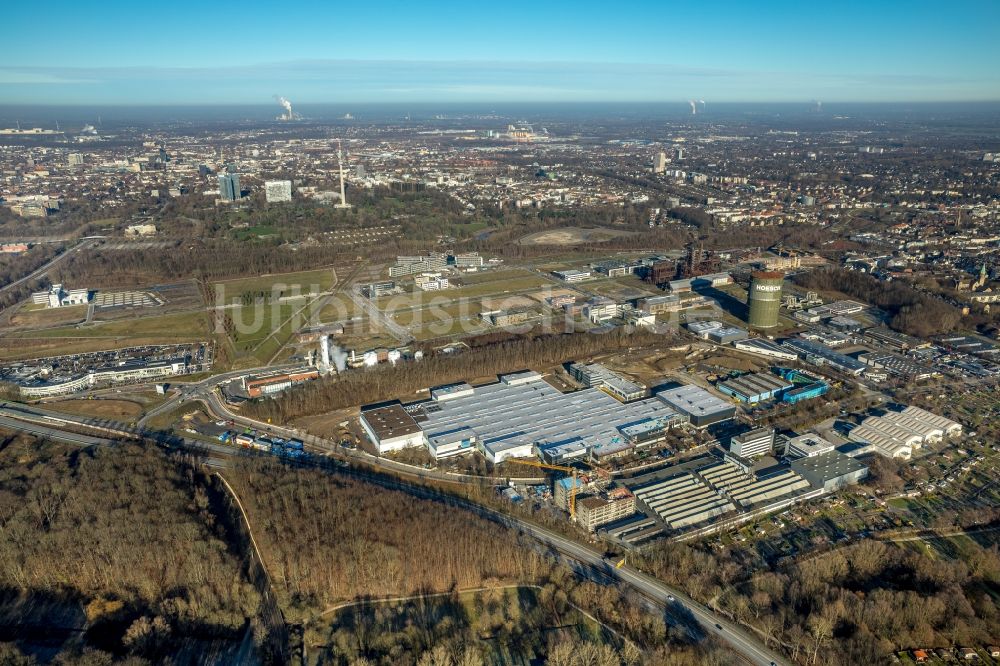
274,95 -> 293,119
330,343 -> 348,372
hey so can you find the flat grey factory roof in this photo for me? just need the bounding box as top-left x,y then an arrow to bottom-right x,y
782,337 -> 866,372
790,451 -> 868,482
361,404 -> 423,440
417,379 -> 678,454
656,384 -> 733,417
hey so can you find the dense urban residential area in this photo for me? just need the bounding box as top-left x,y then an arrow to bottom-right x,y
2,2 -> 999,665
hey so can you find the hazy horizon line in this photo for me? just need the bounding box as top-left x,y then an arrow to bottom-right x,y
2,99 -> 999,107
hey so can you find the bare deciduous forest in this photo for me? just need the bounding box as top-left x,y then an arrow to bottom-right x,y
793,267 -> 963,337
224,460 -> 548,617
226,460 -> 737,666
0,436 -> 736,665
12,429 -> 981,665
0,245 -> 64,312
640,538 -> 1000,665
0,435 -> 259,663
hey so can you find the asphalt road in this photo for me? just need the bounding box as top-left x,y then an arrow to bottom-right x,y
0,414 -> 111,446
520,525 -> 786,666
136,362 -> 303,428
0,237 -> 99,295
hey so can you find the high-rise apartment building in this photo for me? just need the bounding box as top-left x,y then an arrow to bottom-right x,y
218,173 -> 240,201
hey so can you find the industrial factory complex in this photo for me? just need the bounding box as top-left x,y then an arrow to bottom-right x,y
362,369 -> 688,462
354,359 -> 963,544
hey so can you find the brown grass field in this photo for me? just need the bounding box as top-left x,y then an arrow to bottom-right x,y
43,399 -> 145,421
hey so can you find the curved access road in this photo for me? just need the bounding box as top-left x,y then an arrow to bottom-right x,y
297,457 -> 789,666
136,362 -> 303,428
0,237 -> 100,295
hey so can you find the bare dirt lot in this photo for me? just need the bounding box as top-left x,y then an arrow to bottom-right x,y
517,227 -> 637,246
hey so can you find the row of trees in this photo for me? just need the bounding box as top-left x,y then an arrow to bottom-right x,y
243,327 -> 667,422
0,244 -> 63,313
51,239 -> 348,286
0,244 -> 61,288
794,268 -> 963,337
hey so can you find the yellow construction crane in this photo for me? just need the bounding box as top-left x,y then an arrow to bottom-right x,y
509,459 -> 582,519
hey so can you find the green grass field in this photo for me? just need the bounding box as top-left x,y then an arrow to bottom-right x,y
8,310 -> 209,340
212,267 -> 337,298
227,295 -> 329,363
456,268 -> 536,285
229,304 -> 297,348
412,317 -> 486,341
391,301 -> 477,326
318,295 -> 365,321
450,274 -> 555,299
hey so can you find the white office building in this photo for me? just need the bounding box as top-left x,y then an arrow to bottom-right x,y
729,428 -> 775,458
784,433 -> 836,458
31,284 -> 91,308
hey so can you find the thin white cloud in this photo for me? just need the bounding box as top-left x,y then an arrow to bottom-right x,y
0,59 -> 996,102
0,70 -> 98,84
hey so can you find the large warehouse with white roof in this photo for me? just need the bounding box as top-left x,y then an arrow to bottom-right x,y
848,405 -> 961,459
412,371 -> 683,463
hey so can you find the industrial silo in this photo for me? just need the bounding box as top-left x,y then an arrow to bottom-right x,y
747,271 -> 784,329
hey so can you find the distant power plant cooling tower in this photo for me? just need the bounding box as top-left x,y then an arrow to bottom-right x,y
747,271 -> 784,329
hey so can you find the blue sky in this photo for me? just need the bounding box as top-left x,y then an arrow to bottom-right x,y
2,0 -> 998,104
